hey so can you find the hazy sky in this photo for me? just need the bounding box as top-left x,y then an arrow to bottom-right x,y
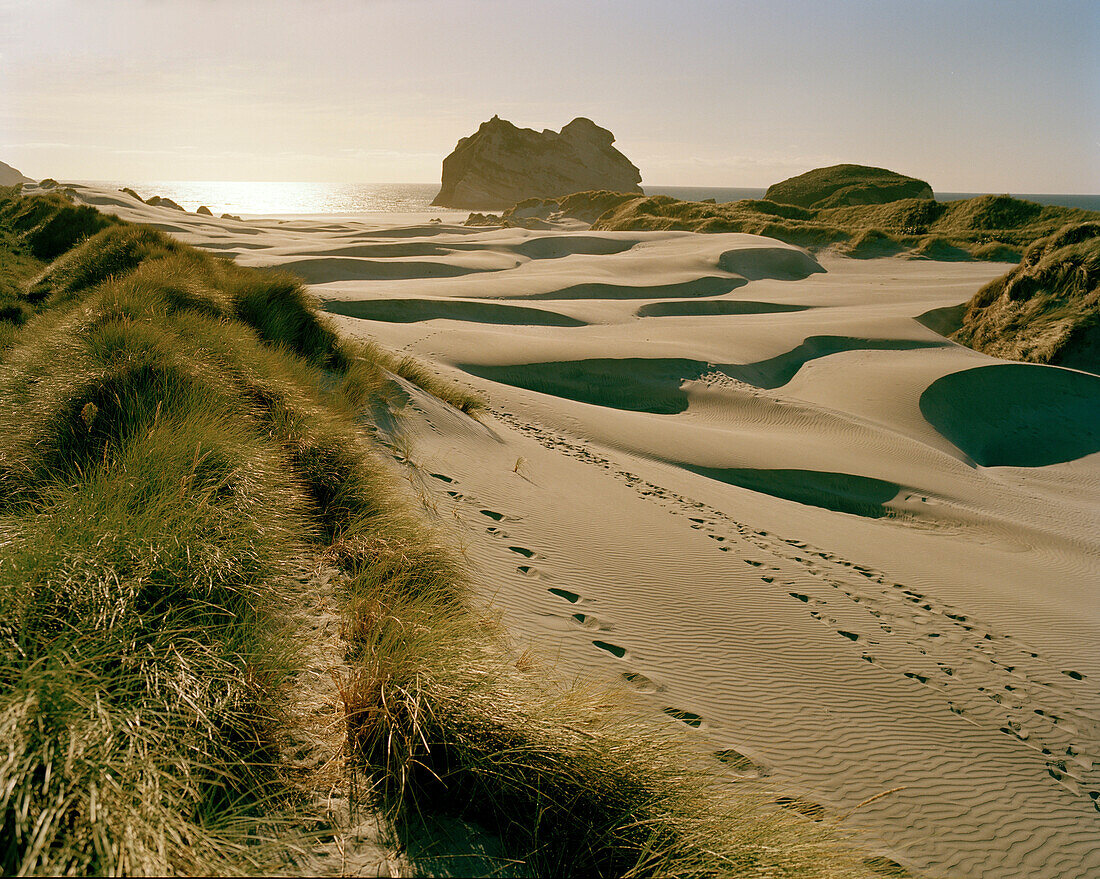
2,0 -> 1097,191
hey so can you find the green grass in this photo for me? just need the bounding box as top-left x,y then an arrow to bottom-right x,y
763,164 -> 933,209
0,300 -> 309,873
0,186 -> 878,877
0,184 -> 115,260
503,188 -> 1098,263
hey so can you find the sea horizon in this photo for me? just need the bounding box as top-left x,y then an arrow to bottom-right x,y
73,179 -> 1100,217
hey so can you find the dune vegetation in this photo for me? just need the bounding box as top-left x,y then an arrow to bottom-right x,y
476,188 -> 1098,263
762,164 -> 933,210
951,221 -> 1100,371
0,184 -> 884,876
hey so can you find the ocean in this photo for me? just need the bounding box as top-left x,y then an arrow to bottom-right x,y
79,180 -> 1100,217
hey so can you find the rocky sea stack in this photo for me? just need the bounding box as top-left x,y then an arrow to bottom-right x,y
765,164 -> 933,209
432,116 -> 642,210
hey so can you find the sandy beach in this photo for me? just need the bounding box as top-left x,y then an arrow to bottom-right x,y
67,183 -> 1100,878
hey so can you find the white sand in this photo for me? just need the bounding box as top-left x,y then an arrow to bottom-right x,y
68,183 -> 1100,878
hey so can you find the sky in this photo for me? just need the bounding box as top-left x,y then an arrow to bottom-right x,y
1,0 -> 1098,192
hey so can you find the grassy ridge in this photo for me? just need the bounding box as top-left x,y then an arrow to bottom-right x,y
484,187 -> 1097,262
0,188 -> 880,876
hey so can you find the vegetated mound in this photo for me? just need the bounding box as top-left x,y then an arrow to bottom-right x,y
765,164 -> 933,209
951,222 -> 1100,371
433,115 -> 642,209
0,187 -> 875,878
0,183 -> 116,261
574,188 -> 1099,262
0,159 -> 34,186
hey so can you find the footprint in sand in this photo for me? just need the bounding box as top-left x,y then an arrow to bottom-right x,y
862,855 -> 912,877
775,796 -> 826,821
714,748 -> 768,776
663,707 -> 704,728
430,472 -> 454,483
1046,761 -> 1082,795
548,587 -> 582,604
570,612 -> 610,632
508,546 -> 537,558
592,639 -> 628,659
621,671 -> 665,693
479,509 -> 505,521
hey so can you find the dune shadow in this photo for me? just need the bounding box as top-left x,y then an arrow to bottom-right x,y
522,276 -> 747,301
200,240 -> 270,251
308,242 -> 455,258
323,298 -> 586,327
336,225 -> 479,239
682,466 -> 899,518
463,339 -> 951,413
723,336 -> 948,389
269,256 -> 490,283
717,246 -> 825,281
637,300 -> 813,318
914,303 -> 967,337
459,358 -> 715,414
508,236 -> 638,260
919,363 -> 1100,466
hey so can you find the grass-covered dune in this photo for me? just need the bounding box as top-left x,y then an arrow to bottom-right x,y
763,164 -> 933,210
477,188 -> 1098,263
0,185 -> 881,877
951,221 -> 1100,371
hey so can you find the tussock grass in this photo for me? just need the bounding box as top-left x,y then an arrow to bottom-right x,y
952,221 -> 1100,370
329,570 -> 875,877
516,188 -> 1099,262
0,186 -> 482,874
1,186 -> 873,876
0,184 -> 115,260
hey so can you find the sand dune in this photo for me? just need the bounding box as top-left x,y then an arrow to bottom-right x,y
68,183 -> 1100,879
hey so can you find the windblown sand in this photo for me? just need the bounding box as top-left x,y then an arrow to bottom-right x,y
74,185 -> 1100,878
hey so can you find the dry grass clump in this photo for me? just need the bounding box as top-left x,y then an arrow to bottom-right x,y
327,562 -> 876,878
952,221 -> 1100,370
